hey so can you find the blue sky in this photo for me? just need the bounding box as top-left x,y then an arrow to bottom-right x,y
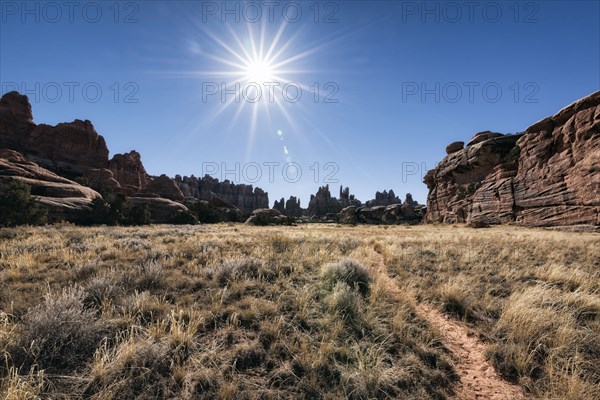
1,1 -> 599,205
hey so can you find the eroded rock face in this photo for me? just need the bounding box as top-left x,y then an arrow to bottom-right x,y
175,175 -> 268,214
0,92 -> 189,205
274,196 -> 303,217
140,175 -> 184,202
0,149 -> 102,221
108,151 -> 148,192
425,91 -> 600,227
0,92 -> 35,151
0,92 -> 109,174
307,185 -> 342,217
25,121 -> 110,174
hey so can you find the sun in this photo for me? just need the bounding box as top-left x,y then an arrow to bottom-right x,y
244,58 -> 275,85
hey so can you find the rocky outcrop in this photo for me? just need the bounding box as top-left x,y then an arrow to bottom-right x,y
307,185 -> 341,217
366,189 -> 401,207
339,193 -> 424,225
245,208 -> 288,225
139,175 -> 184,202
273,196 -> 303,217
0,92 -> 200,216
24,120 -> 109,174
0,149 -> 101,221
175,175 -> 268,214
0,92 -> 110,175
425,91 -> 600,227
307,185 -> 361,217
0,91 -> 35,151
108,150 -> 148,193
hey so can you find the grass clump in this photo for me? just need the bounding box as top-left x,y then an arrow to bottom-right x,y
321,258 -> 372,297
10,288 -> 110,373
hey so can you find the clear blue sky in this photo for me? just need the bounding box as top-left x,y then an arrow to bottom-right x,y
1,1 -> 599,205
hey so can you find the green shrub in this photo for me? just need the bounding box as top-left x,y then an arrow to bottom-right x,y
127,203 -> 152,226
0,181 -> 47,227
169,210 -> 198,225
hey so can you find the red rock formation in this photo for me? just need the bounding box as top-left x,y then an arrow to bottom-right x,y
24,121 -> 110,174
0,149 -> 101,221
175,175 -> 268,214
139,174 -> 184,202
425,91 -> 600,227
0,92 -> 187,204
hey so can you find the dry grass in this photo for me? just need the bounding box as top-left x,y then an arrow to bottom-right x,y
0,223 -> 597,399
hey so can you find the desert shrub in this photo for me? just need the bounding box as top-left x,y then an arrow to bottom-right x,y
125,291 -> 169,325
126,203 -> 152,226
83,274 -> 123,310
337,237 -> 362,255
214,258 -> 266,286
437,280 -> 478,321
169,210 -> 198,225
321,259 -> 372,297
133,260 -> 166,291
11,288 -> 109,373
0,181 -> 47,227
83,195 -> 125,226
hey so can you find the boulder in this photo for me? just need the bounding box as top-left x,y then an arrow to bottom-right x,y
466,131 -> 504,147
127,197 -> 188,224
245,208 -> 288,225
356,206 -> 387,224
445,141 -> 464,155
339,206 -> 358,224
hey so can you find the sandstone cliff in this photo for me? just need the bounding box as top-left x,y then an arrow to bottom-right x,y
425,91 -> 600,227
175,175 -> 268,214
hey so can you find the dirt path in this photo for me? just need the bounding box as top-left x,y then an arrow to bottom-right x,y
366,248 -> 526,400
416,303 -> 525,400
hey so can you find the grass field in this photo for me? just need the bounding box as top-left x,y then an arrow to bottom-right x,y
0,224 -> 598,399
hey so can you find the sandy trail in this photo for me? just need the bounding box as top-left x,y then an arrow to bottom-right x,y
367,248 -> 526,400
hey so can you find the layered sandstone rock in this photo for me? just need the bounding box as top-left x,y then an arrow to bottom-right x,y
108,150 -> 148,192
0,149 -> 101,221
175,175 -> 268,214
0,92 -> 189,205
425,91 -> 600,227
